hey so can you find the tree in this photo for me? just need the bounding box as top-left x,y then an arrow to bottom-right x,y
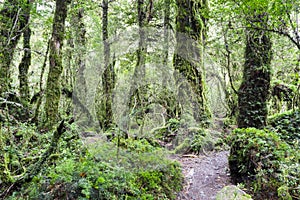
237,10 -> 272,128
95,0 -> 116,131
18,0 -> 31,103
173,0 -> 210,125
118,0 -> 153,133
162,0 -> 171,86
44,0 -> 71,127
0,0 -> 30,96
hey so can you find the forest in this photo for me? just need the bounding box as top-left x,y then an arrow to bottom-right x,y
0,0 -> 299,199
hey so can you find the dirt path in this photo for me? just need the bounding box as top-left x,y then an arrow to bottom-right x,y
176,151 -> 231,200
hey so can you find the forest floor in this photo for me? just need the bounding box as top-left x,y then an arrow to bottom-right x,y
175,150 -> 231,200
83,118 -> 233,200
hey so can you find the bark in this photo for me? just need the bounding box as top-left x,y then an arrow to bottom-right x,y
18,0 -> 31,103
75,7 -> 86,92
237,13 -> 272,128
95,0 -> 116,131
44,0 -> 71,127
71,6 -> 91,127
162,0 -> 170,86
173,0 -> 210,124
31,39 -> 50,124
119,0 -> 150,133
0,0 -> 29,96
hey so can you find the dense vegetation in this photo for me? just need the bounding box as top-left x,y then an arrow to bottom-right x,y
0,0 -> 299,199
229,125 -> 299,199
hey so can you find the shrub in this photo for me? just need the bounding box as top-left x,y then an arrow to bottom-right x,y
14,137 -> 183,199
190,128 -> 217,154
268,109 -> 300,146
1,123 -> 183,200
228,128 -> 299,199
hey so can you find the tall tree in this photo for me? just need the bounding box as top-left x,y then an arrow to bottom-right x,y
162,0 -> 170,86
95,0 -> 116,131
120,0 -> 152,133
173,0 -> 210,124
0,0 -> 30,96
237,11 -> 272,128
18,0 -> 31,103
44,0 -> 71,127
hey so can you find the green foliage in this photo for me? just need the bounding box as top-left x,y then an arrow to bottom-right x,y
174,128 -> 224,154
229,128 -> 300,199
190,128 -> 216,154
39,140 -> 182,199
114,137 -> 158,153
151,118 -> 180,142
268,109 -> 300,146
0,123 -> 46,185
2,125 -> 183,200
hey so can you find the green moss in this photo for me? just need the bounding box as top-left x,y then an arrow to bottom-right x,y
278,185 -> 292,200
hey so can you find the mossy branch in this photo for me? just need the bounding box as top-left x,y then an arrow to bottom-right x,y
21,120 -> 66,182
0,120 -> 67,199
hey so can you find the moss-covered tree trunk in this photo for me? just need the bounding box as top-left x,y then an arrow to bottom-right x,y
44,0 -> 71,127
237,13 -> 272,128
18,0 -> 31,103
120,0 -> 151,133
95,0 -> 116,131
74,7 -> 86,93
0,0 -> 29,96
162,0 -> 170,86
173,0 -> 210,124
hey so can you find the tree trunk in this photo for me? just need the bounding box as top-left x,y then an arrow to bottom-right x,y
75,7 -> 86,93
95,0 -> 116,131
237,13 -> 272,128
120,0 -> 150,133
18,0 -> 31,103
44,0 -> 71,127
173,0 -> 210,125
162,0 -> 170,86
72,6 -> 91,128
0,0 -> 29,96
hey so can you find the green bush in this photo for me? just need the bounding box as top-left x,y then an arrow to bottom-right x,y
2,123 -> 183,200
43,142 -> 182,199
229,128 -> 299,199
268,109 -> 300,146
190,128 -> 216,154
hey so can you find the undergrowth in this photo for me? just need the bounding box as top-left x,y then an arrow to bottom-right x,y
268,109 -> 300,147
0,122 -> 183,199
229,127 -> 300,200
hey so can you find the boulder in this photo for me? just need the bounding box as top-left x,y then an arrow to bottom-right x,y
216,185 -> 252,200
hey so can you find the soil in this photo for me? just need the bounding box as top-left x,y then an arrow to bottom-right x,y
175,151 -> 232,200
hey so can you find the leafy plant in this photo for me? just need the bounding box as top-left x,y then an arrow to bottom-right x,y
228,128 -> 299,199
190,128 -> 215,154
6,129 -> 183,200
268,109 -> 300,146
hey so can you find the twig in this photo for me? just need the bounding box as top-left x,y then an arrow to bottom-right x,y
6,8 -> 21,47
0,97 -> 23,108
0,183 -> 15,199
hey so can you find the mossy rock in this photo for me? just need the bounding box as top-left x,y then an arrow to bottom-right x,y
216,185 -> 252,200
